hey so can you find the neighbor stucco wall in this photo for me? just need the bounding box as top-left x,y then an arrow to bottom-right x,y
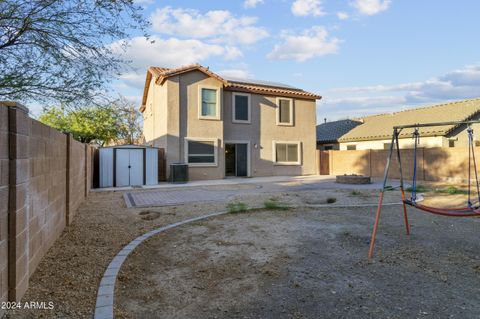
447,114 -> 480,147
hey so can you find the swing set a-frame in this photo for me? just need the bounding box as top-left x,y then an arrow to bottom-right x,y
368,119 -> 480,259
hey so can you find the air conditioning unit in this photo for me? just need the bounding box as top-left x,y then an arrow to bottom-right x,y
169,163 -> 188,183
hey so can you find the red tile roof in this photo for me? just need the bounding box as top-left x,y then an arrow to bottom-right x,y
140,64 -> 321,112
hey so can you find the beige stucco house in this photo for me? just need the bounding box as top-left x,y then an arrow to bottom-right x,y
338,99 -> 480,150
140,64 -> 321,180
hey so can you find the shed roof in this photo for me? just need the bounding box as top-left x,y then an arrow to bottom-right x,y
338,98 -> 480,142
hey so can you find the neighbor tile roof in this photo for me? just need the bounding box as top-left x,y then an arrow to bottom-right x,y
338,98 -> 480,142
140,64 -> 321,112
316,119 -> 363,143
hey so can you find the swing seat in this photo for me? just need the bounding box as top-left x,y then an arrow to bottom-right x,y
403,199 -> 480,217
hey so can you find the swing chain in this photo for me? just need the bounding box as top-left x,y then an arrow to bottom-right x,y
411,128 -> 420,203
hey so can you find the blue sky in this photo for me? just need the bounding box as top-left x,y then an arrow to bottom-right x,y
112,0 -> 480,122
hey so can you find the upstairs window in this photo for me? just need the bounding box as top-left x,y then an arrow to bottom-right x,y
346,145 -> 357,150
276,98 -> 293,125
199,86 -> 220,119
232,93 -> 251,123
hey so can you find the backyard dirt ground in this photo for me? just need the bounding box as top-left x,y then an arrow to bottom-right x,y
115,206 -> 480,319
6,180 -> 480,318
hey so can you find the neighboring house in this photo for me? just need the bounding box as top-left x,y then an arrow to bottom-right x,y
338,99 -> 480,150
140,64 -> 321,180
316,119 -> 363,150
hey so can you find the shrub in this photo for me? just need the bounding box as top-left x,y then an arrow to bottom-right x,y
435,186 -> 468,195
263,200 -> 289,210
227,202 -> 248,213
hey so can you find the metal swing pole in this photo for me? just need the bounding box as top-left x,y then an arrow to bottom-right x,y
368,128 -> 397,259
395,128 -> 410,235
468,127 -> 480,206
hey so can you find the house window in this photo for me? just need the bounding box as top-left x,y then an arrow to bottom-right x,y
449,140 -> 455,148
198,86 -> 220,119
324,145 -> 334,150
383,143 -> 392,150
273,141 -> 301,165
346,145 -> 357,150
276,98 -> 293,125
185,138 -> 217,166
232,93 -> 251,123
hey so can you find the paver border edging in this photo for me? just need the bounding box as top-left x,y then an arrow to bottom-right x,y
93,210 -> 229,319
93,199 -> 410,318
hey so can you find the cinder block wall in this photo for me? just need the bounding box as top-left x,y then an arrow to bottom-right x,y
0,102 -> 93,310
67,137 -> 86,224
28,120 -> 68,278
0,106 -> 9,318
321,147 -> 479,182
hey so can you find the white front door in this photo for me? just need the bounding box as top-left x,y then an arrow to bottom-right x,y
115,149 -> 144,187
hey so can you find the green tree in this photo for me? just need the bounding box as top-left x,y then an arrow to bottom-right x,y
39,105 -> 120,145
114,97 -> 143,145
0,0 -> 148,106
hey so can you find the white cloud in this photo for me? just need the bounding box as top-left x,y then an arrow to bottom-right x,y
291,0 -> 326,17
217,69 -> 252,79
329,65 -> 480,102
224,46 -> 244,60
244,0 -> 264,9
112,36 -> 226,69
351,0 -> 391,15
111,36 -> 229,90
322,65 -> 480,120
150,7 -> 268,45
267,26 -> 341,62
337,12 -> 350,20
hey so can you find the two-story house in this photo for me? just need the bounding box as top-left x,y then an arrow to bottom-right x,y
140,64 -> 321,180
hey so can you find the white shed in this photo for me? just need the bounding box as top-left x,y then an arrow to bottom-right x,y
98,145 -> 160,188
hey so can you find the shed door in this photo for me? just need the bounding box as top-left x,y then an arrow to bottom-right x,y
116,149 -> 144,187
129,149 -> 144,186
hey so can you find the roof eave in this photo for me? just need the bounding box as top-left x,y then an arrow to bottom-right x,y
140,70 -> 154,113
225,85 -> 321,100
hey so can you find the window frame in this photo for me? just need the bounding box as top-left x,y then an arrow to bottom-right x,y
272,141 -> 301,165
184,137 -> 218,167
232,92 -> 251,124
198,85 -> 221,120
276,97 -> 294,126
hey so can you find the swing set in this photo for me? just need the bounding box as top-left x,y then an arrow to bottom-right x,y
368,119 -> 480,259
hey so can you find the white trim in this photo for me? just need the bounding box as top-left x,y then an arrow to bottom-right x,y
184,137 -> 218,167
276,97 -> 294,126
232,92 -> 251,124
198,85 -> 221,120
272,141 -> 302,165
224,140 -> 251,177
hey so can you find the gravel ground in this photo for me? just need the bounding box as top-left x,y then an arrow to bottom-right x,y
115,205 -> 480,319
6,180 -> 474,318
